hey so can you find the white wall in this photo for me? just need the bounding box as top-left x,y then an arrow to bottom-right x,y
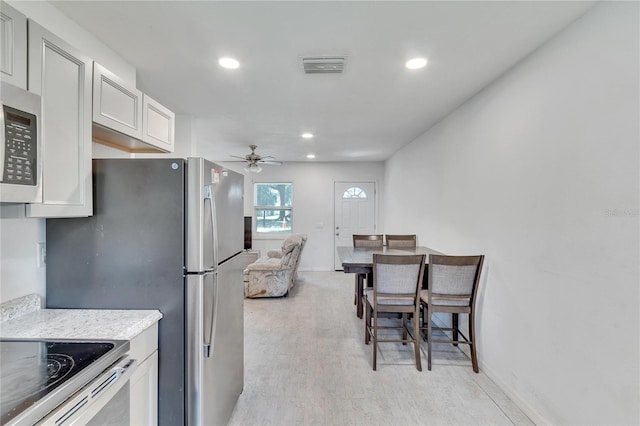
0,1 -> 136,304
0,205 -> 46,302
383,2 -> 639,424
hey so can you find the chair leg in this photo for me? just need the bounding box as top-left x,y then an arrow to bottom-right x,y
364,297 -> 371,345
356,275 -> 364,319
420,302 -> 428,341
413,308 -> 422,371
469,312 -> 479,373
372,310 -> 378,371
427,308 -> 432,371
452,313 -> 459,347
402,313 -> 408,345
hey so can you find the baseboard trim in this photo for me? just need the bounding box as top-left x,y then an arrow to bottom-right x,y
298,266 -> 334,272
430,316 -> 547,425
478,360 -> 548,426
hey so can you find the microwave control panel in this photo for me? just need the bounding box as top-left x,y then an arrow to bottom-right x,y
3,105 -> 37,186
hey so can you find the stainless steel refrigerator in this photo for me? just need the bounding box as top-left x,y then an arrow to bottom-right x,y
46,158 -> 244,426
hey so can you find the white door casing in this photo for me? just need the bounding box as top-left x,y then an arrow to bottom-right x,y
334,181 -> 376,270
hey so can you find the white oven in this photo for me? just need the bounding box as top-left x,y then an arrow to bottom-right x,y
0,81 -> 42,203
36,356 -> 137,426
0,340 -> 134,426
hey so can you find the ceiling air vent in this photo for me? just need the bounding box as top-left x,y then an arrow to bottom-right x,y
302,56 -> 346,74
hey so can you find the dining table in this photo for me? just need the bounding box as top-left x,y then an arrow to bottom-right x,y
336,245 -> 442,318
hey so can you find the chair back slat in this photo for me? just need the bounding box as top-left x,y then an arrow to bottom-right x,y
385,234 -> 417,248
353,234 -> 384,248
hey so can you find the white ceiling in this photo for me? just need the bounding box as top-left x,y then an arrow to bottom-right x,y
51,1 -> 595,163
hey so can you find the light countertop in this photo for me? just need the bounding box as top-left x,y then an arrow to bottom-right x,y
0,294 -> 162,341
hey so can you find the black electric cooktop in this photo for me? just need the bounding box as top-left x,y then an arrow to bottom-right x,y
0,339 -> 128,425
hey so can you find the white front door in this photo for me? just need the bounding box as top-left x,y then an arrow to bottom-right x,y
334,181 -> 376,270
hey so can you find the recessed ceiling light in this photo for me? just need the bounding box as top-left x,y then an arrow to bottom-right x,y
301,133 -> 314,139
219,57 -> 240,69
405,57 -> 427,70
306,154 -> 316,159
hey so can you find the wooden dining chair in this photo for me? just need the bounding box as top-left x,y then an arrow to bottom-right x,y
420,254 -> 484,372
364,253 -> 425,371
352,235 -> 384,318
385,234 -> 417,248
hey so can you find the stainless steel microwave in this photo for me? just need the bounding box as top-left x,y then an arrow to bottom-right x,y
0,81 -> 42,203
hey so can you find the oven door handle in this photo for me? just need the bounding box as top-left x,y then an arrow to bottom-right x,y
37,356 -> 138,426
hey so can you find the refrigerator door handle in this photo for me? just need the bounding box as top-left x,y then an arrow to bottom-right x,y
204,185 -> 218,267
203,270 -> 219,358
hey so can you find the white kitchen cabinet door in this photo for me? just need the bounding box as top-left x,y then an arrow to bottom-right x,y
142,94 -> 174,152
93,62 -> 143,140
0,1 -> 27,89
26,20 -> 93,218
130,350 -> 158,426
129,323 -> 159,426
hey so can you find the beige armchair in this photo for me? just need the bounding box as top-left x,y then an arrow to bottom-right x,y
243,234 -> 307,298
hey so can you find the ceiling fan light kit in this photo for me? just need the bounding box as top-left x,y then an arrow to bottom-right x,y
244,163 -> 262,173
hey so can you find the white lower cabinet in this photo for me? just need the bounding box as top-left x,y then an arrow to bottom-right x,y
130,351 -> 158,425
129,323 -> 159,425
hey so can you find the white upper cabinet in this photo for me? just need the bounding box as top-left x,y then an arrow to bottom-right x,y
0,1 -> 27,89
92,62 -> 174,153
26,20 -> 93,218
92,62 -> 143,140
143,94 -> 175,152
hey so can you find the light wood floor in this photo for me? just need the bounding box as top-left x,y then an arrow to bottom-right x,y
228,271 -> 534,425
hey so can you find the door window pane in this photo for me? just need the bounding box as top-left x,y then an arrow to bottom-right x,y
343,187 -> 367,199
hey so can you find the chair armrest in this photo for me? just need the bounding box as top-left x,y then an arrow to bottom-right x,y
267,250 -> 283,258
244,261 -> 291,272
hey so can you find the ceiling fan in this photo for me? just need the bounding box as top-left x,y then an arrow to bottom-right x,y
228,145 -> 282,173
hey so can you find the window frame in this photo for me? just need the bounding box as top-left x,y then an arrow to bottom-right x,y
253,182 -> 293,236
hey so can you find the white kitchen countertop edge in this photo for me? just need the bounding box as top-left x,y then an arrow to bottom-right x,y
0,309 -> 163,341
0,293 -> 42,323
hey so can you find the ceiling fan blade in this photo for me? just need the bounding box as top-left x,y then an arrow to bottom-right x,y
230,145 -> 279,166
222,160 -> 249,163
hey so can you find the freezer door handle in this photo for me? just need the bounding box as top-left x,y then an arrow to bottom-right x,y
203,270 -> 218,358
211,190 -> 219,267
